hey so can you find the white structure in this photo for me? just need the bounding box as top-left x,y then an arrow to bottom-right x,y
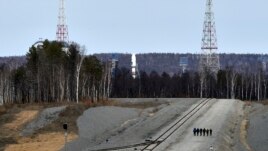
131,53 -> 136,79
111,58 -> 118,78
180,57 -> 188,73
131,53 -> 138,79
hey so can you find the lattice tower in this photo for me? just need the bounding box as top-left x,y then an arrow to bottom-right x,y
56,0 -> 69,43
199,0 -> 220,75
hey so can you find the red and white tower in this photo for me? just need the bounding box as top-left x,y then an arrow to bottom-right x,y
56,0 -> 69,43
199,0 -> 220,74
199,0 -> 220,98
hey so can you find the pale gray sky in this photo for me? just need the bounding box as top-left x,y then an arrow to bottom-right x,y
0,0 -> 268,56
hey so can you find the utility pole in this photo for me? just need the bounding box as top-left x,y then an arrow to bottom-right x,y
199,0 -> 220,98
56,0 -> 69,43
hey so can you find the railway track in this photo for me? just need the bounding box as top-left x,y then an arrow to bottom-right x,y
140,98 -> 212,151
90,98 -> 212,151
89,142 -> 151,151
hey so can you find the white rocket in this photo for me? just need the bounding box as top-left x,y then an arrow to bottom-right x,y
131,53 -> 137,79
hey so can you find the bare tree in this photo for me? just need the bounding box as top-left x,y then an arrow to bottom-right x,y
75,45 -> 86,103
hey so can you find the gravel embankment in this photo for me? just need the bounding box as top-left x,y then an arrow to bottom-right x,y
247,103 -> 268,151
65,98 -> 200,151
65,106 -> 141,151
215,100 -> 245,151
21,106 -> 66,136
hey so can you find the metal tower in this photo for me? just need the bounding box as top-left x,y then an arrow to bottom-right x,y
56,0 -> 69,43
199,0 -> 220,75
199,0 -> 220,98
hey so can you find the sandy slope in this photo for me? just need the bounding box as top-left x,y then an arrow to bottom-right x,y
0,105 -> 72,151
5,132 -> 77,151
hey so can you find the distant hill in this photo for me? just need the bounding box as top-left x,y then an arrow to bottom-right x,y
0,53 -> 267,74
94,53 -> 268,74
0,56 -> 26,69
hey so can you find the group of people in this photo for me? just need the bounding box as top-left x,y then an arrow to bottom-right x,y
193,128 -> 212,136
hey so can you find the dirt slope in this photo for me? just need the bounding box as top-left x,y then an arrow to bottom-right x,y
0,104 -> 83,151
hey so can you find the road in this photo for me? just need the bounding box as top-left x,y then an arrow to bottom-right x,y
66,99 -> 244,151
143,99 -> 243,151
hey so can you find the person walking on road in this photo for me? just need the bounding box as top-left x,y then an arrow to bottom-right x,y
203,128 -> 206,136
196,128 -> 199,136
206,129 -> 209,136
209,129 -> 212,136
193,128 -> 196,136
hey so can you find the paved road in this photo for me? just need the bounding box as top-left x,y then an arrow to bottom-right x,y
71,99 -> 242,151
154,99 -> 241,151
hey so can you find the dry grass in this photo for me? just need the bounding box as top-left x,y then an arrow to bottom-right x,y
5,132 -> 77,151
0,106 -> 6,117
258,100 -> 268,106
0,101 -> 98,151
0,103 -> 81,151
0,99 -> 162,151
244,100 -> 268,106
0,105 -> 42,151
240,119 -> 252,151
240,104 -> 253,151
90,99 -> 163,109
3,110 -> 38,131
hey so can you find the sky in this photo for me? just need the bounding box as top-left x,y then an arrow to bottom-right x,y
0,0 -> 268,56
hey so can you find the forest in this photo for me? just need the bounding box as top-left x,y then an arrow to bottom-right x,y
0,40 -> 111,104
95,53 -> 267,75
0,44 -> 268,104
110,67 -> 267,101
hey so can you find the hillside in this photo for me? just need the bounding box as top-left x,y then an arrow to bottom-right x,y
83,53 -> 268,75
0,53 -> 267,75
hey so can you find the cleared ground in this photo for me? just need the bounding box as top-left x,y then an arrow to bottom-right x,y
65,98 -> 200,151
247,101 -> 268,151
66,99 -> 248,151
160,99 -> 245,151
2,99 -> 268,151
0,104 -> 83,151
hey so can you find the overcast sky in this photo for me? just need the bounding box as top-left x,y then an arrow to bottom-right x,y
0,0 -> 268,56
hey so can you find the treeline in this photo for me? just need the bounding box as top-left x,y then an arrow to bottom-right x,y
95,53 -> 268,75
0,40 -> 112,104
1,47 -> 268,104
111,66 -> 268,101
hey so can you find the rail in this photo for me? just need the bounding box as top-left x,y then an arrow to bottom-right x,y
140,98 -> 212,151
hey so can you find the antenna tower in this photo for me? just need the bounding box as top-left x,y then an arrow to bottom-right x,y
199,0 -> 220,74
199,0 -> 220,97
56,0 -> 69,43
